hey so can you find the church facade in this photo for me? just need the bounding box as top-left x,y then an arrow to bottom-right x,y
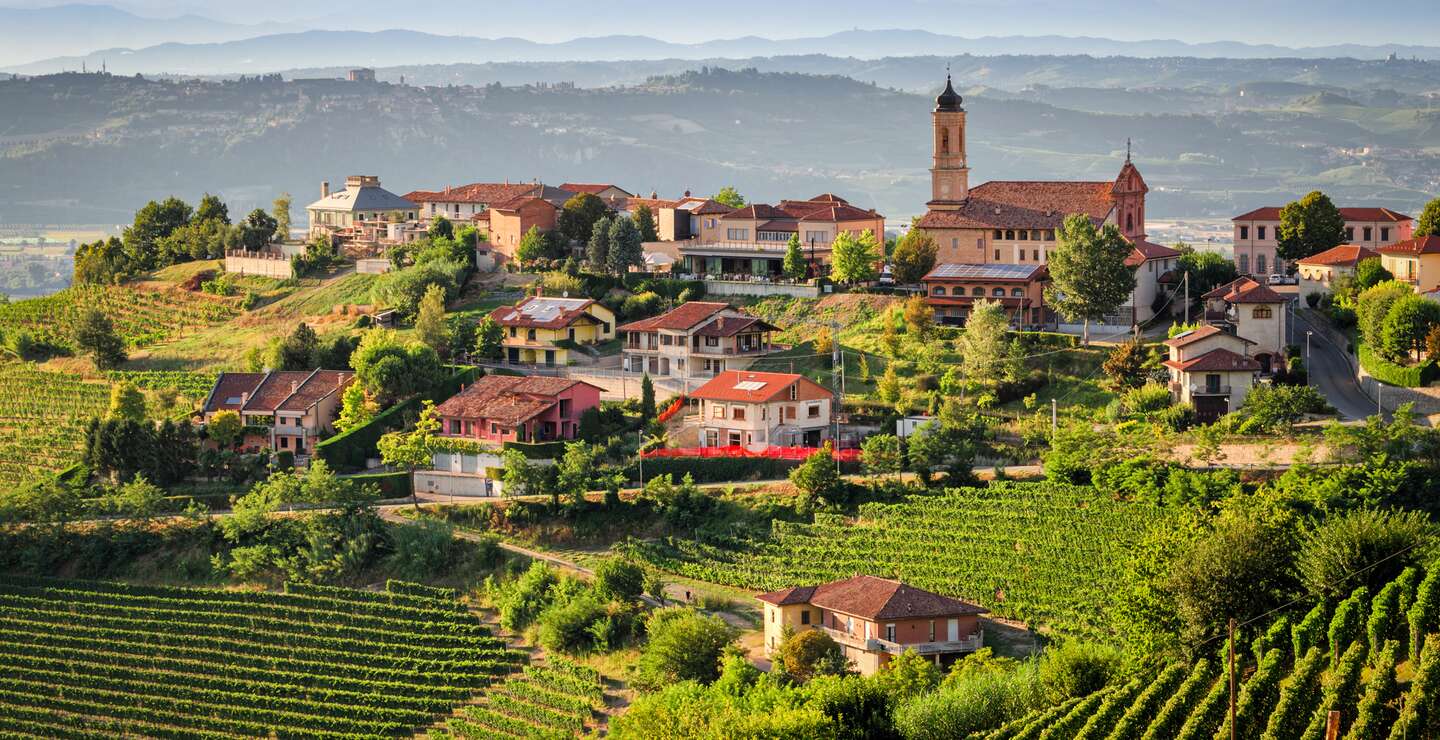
916,76 -> 1180,330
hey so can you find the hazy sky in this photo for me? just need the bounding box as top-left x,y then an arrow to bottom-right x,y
14,0 -> 1437,47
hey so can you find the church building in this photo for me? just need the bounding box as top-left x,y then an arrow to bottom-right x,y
916,76 -> 1180,329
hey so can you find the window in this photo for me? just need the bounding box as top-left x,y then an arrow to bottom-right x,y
932,286 -> 946,296
491,423 -> 499,434
992,287 -> 1005,297
1005,230 -> 1014,240
807,404 -> 821,419
1018,229 -> 1028,241
1126,213 -> 1134,232
1346,227 -> 1355,241
1033,249 -> 1040,261
1046,229 -> 1055,241
1239,225 -> 1249,240
279,437 -> 289,449
567,328 -> 575,340
972,287 -> 984,296
559,399 -> 571,417
526,329 -> 536,341
448,420 -> 461,434
994,249 -> 1001,261
1382,227 -> 1390,242
1363,226 -> 1373,241
885,624 -> 896,641
1017,250 -> 1025,261
732,407 -> 746,421
705,336 -> 719,346
1238,254 -> 1249,273
801,610 -> 811,625
509,327 -> 517,338
993,229 -> 1002,239
928,620 -> 936,641
712,404 -> 725,419
1257,255 -> 1267,274
1257,225 -> 1266,240
726,228 -> 749,240
976,237 -> 985,249
785,406 -> 796,419
1253,305 -> 1273,319
789,384 -> 797,400
1012,288 -> 1024,297
846,616 -> 854,634
952,238 -> 959,249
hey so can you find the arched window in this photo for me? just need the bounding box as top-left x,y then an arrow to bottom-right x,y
1012,288 -> 1024,297
1125,213 -> 1134,232
972,287 -> 984,296
992,287 -> 1005,297
940,128 -> 950,154
932,286 -> 946,296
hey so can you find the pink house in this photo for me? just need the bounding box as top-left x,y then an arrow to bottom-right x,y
433,375 -> 602,444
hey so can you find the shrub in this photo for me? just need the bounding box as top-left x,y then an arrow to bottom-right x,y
1358,341 -> 1438,387
383,518 -> 461,581
1037,640 -> 1120,702
1235,384 -> 1330,433
1297,508 -> 1434,599
620,291 -> 664,319
536,592 -> 612,654
593,557 -> 646,602
632,607 -> 738,690
775,629 -> 848,683
1121,383 -> 1172,414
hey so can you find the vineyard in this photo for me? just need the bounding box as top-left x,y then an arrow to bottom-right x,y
0,284 -> 240,349
0,576 -> 525,738
105,370 -> 218,400
0,363 -> 111,487
445,657 -> 607,739
997,563 -> 1440,739
631,482 -> 1176,638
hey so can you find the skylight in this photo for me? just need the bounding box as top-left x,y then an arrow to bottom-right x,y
734,381 -> 767,391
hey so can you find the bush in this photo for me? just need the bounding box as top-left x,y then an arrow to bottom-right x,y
1358,341 -> 1438,387
537,592 -> 611,654
1297,509 -> 1434,599
383,517 -> 461,581
1121,383 -> 1173,414
369,258 -> 467,319
1037,640 -> 1121,702
1235,384 -> 1330,432
632,607 -> 738,690
593,557 -> 646,602
620,291 -> 664,319
775,629 -> 847,683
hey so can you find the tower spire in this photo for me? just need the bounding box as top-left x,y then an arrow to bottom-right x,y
1126,137 -> 1132,163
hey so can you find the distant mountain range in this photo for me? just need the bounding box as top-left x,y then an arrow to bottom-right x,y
6,24 -> 1440,77
0,4 -> 292,68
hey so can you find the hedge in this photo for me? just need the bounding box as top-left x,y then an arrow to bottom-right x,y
315,365 -> 481,471
1358,342 -> 1438,388
502,441 -> 566,460
347,471 -> 413,498
623,456 -> 860,484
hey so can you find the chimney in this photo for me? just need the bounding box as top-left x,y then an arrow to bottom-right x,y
651,190 -> 658,199
291,381 -> 300,394
684,189 -> 692,198
321,181 -> 330,198
240,392 -> 249,406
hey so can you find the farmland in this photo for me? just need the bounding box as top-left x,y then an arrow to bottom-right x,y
446,659 -> 607,739
0,576 -> 524,738
0,283 -> 241,350
0,362 -> 110,486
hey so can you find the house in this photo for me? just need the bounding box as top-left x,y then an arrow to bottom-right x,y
403,182 -> 540,224
1201,277 -> 1290,373
201,370 -> 355,454
619,302 -> 780,379
673,195 -> 886,279
490,295 -> 617,366
1295,244 -> 1380,297
1232,206 -> 1412,277
559,183 -> 633,201
914,75 -> 1177,328
305,176 -> 418,248
689,370 -> 832,450
403,182 -> 575,262
1162,326 -> 1261,422
757,575 -> 987,675
433,375 -> 602,445
655,196 -> 731,242
922,263 -> 1048,328
1378,236 -> 1440,289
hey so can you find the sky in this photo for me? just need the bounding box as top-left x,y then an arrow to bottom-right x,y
11,0 -> 1437,48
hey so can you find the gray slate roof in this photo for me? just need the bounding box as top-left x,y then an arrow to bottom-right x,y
307,182 -> 416,212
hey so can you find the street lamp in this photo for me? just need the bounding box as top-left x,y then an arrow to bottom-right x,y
1305,331 -> 1313,385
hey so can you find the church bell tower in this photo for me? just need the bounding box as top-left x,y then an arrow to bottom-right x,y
928,74 -> 969,209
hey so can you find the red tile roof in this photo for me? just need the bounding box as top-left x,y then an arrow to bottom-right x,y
1131,239 -> 1182,260
1162,347 -> 1262,373
277,370 -> 355,413
1202,277 -> 1260,300
433,375 -> 597,425
490,296 -> 603,330
694,315 -> 778,337
757,575 -> 988,620
1296,244 -> 1380,267
203,372 -> 267,413
242,371 -> 315,412
560,183 -> 632,196
403,182 -> 538,205
1379,235 -> 1440,256
1163,325 -> 1255,349
918,180 -> 1115,230
1226,282 -> 1289,304
690,370 -> 830,404
690,200 -> 735,216
720,203 -> 791,221
1233,206 -> 1413,222
618,301 -> 730,332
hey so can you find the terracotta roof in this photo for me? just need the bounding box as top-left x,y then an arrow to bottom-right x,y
720,203 -> 791,221
624,196 -> 679,211
203,372 -> 267,413
1379,236 -> 1440,256
618,301 -> 730,332
1226,282 -> 1288,304
918,180 -> 1115,230
756,220 -> 799,233
1233,206 -> 1413,222
1131,239 -> 1182,261
1202,276 -> 1261,300
807,193 -> 850,204
277,370 -> 355,412
402,182 -> 538,205
1296,244 -> 1380,267
689,370 -> 829,404
560,183 -> 632,196
491,296 -> 602,330
689,200 -> 735,216
797,204 -> 882,222
242,371 -> 315,412
694,315 -> 778,337
1163,325 -> 1255,349
758,575 -> 988,620
433,375 -> 597,425
1162,347 -> 1262,373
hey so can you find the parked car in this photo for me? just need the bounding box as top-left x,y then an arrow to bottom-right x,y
1267,274 -> 1297,286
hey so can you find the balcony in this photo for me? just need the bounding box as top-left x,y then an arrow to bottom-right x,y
1189,384 -> 1232,396
818,625 -> 984,656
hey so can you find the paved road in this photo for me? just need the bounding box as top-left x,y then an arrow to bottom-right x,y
1295,311 -> 1378,421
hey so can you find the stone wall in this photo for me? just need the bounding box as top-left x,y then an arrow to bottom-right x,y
224,251 -> 293,279
702,279 -> 822,298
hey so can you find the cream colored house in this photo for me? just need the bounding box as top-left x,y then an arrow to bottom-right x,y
689,370 -> 832,450
758,575 -> 987,675
1162,326 -> 1260,422
201,370 -> 354,455
1202,277 -> 1290,372
1295,244 -> 1379,297
1231,206 -> 1412,277
619,302 -> 780,380
306,176 -> 417,241
1379,236 -> 1440,291
489,295 -> 616,367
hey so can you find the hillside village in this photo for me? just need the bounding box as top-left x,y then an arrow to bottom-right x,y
5,73 -> 1440,738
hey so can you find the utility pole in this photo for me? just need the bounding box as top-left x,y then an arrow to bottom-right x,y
637,427 -> 644,492
1324,710 -> 1340,740
1228,618 -> 1237,740
1051,398 -> 1057,436
1183,271 -> 1190,326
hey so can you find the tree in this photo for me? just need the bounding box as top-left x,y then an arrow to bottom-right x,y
1416,196 -> 1440,238
829,230 -> 880,284
238,208 -> 278,251
712,186 -> 745,209
107,475 -> 167,522
891,229 -> 939,284
558,193 -> 609,245
1044,213 -> 1136,344
594,557 -> 647,602
903,295 -> 935,343
632,204 -> 658,242
500,448 -> 549,497
775,629 -> 848,683
207,410 -> 243,448
1277,190 -> 1346,263
428,214 -> 454,240
586,215 -> 613,272
272,193 -> 292,242
1380,293 -> 1440,362
107,381 -> 146,422
350,328 -> 442,404
1167,511 -> 1299,645
1296,509 -> 1433,600
1103,340 -> 1148,389
640,374 -> 656,420
516,226 -> 552,264
607,216 -> 643,275
274,322 -> 320,370
474,315 -> 505,360
1354,257 -> 1393,291
860,433 -> 902,480
1357,280 -> 1414,348
377,400 -> 439,504
782,234 -> 808,281
123,196 -> 192,269
956,298 -> 1009,384
1175,250 -> 1238,299
73,308 -> 127,369
876,363 -> 902,406
414,284 -> 451,355
633,607 -> 738,690
195,193 -> 230,224
554,441 -> 599,508
334,382 -> 378,433
790,443 -> 843,509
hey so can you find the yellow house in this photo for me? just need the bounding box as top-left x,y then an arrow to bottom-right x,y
490,295 -> 616,367
1378,236 -> 1440,290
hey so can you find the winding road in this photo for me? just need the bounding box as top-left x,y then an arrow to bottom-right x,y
1295,310 -> 1379,421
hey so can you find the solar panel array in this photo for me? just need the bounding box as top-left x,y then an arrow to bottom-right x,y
926,263 -> 1040,280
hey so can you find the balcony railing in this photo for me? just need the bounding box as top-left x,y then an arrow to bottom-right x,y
818,625 -> 984,656
1190,384 -> 1233,396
